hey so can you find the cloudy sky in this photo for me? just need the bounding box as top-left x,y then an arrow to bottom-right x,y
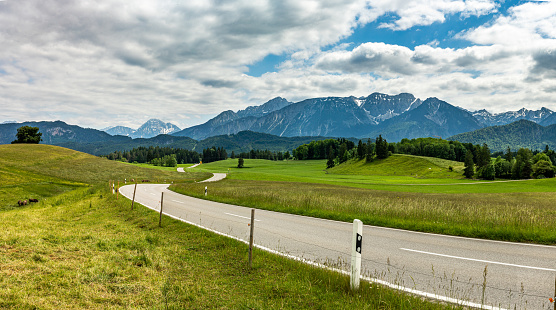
1,0 -> 556,130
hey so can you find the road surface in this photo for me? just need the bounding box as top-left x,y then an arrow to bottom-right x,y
120,184 -> 556,309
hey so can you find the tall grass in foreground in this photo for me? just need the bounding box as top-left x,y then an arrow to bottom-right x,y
0,185 -> 458,309
171,180 -> 556,244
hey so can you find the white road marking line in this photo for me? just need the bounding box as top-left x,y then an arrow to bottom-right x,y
150,193 -> 156,196
224,212 -> 261,222
172,199 -> 184,203
400,248 -> 556,272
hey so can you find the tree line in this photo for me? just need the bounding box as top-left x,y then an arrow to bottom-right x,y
103,146 -> 229,167
230,149 -> 290,161
104,146 -> 200,165
464,145 -> 556,180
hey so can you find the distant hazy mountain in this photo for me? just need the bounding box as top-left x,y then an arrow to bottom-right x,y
130,119 -> 180,138
449,119 -> 556,151
367,97 -> 483,141
103,119 -> 181,139
472,107 -> 553,126
105,126 -> 136,136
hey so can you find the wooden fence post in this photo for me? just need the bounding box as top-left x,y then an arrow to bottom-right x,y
249,209 -> 255,268
131,182 -> 137,210
159,192 -> 164,227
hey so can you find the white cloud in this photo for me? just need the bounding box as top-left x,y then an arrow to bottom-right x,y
1,0 -> 555,131
368,0 -> 498,30
0,0 -> 377,128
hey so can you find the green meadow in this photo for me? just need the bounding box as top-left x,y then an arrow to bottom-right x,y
0,145 -> 457,309
176,156 -> 556,244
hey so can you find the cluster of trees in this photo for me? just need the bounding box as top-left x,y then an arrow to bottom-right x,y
104,146 -> 201,164
464,145 -> 556,180
150,155 -> 178,167
394,138 -> 470,162
292,138 -> 354,161
293,137 -> 391,169
202,147 -> 227,163
231,149 -> 290,161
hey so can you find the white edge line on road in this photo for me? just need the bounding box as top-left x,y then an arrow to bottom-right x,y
171,199 -> 184,203
224,212 -> 261,222
120,189 -> 506,310
400,248 -> 556,272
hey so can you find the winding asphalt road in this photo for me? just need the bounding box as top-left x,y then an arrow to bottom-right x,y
120,181 -> 556,310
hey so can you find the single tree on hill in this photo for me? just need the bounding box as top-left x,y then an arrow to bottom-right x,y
237,157 -> 244,168
12,126 -> 42,144
375,135 -> 389,159
326,146 -> 335,168
357,140 -> 365,159
463,150 -> 474,178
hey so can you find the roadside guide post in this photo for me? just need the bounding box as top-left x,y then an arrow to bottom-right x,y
159,192 -> 164,227
131,182 -> 137,210
249,209 -> 255,268
351,219 -> 363,290
205,186 -> 207,196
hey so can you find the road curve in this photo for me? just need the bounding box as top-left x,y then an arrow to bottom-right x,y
198,173 -> 226,183
120,184 -> 556,309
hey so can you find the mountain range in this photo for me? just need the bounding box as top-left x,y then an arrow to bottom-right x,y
173,93 -> 556,142
3,92 -> 556,154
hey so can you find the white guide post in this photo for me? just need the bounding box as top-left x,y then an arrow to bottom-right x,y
204,186 -> 207,196
351,219 -> 363,290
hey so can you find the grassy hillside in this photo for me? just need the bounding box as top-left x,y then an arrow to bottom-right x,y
0,144 -> 456,309
328,154 -> 464,178
0,144 -> 209,209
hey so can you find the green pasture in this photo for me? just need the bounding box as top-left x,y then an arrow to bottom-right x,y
188,156 -> 556,194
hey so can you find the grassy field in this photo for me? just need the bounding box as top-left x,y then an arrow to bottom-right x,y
175,157 -> 556,244
0,145 -> 457,309
188,156 -> 556,193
